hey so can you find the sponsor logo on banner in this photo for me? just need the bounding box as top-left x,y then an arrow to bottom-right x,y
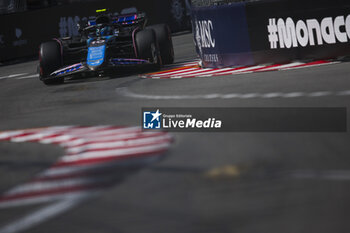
13,28 -> 27,46
194,19 -> 218,63
268,15 -> 350,49
195,20 -> 216,49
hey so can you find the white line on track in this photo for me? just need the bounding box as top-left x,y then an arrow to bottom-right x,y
8,73 -> 28,78
0,73 -> 39,80
116,87 -> 350,100
0,73 -> 29,80
290,170 -> 350,181
16,74 -> 39,79
0,193 -> 93,233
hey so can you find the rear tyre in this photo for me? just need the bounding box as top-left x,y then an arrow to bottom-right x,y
39,41 -> 64,85
147,24 -> 174,64
135,29 -> 161,69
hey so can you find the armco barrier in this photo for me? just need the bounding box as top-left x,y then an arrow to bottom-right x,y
191,0 -> 350,68
0,0 -> 191,62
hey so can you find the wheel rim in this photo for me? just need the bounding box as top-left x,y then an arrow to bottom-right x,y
151,43 -> 161,65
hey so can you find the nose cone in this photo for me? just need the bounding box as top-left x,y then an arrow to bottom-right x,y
87,64 -> 100,71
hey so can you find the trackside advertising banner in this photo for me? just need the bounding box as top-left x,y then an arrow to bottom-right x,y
245,0 -> 350,64
191,0 -> 350,68
191,3 -> 253,68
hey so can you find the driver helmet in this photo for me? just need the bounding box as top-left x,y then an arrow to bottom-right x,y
100,26 -> 111,36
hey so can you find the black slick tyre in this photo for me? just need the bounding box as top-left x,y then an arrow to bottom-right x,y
147,24 -> 174,64
39,41 -> 64,85
135,29 -> 161,69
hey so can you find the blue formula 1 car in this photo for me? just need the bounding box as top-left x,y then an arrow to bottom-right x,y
38,9 -> 174,85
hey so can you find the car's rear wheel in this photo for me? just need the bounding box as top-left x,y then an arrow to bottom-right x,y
39,41 -> 64,85
147,24 -> 174,64
135,29 -> 161,69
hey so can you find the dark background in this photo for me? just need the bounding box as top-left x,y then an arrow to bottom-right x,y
0,0 -> 191,61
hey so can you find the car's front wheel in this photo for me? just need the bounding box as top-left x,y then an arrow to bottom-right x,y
135,29 -> 162,69
39,41 -> 64,85
147,24 -> 174,65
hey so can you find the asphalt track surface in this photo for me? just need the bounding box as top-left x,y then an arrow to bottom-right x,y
0,32 -> 350,233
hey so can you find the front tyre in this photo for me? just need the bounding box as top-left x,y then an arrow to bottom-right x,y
147,24 -> 174,64
39,41 -> 64,85
135,29 -> 161,69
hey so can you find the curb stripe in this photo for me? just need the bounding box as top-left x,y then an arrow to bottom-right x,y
142,60 -> 336,79
0,126 -> 173,233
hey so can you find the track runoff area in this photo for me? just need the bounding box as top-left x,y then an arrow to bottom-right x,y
0,126 -> 172,233
0,59 -> 339,82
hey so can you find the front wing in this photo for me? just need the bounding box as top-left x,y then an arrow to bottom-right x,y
47,58 -> 151,79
